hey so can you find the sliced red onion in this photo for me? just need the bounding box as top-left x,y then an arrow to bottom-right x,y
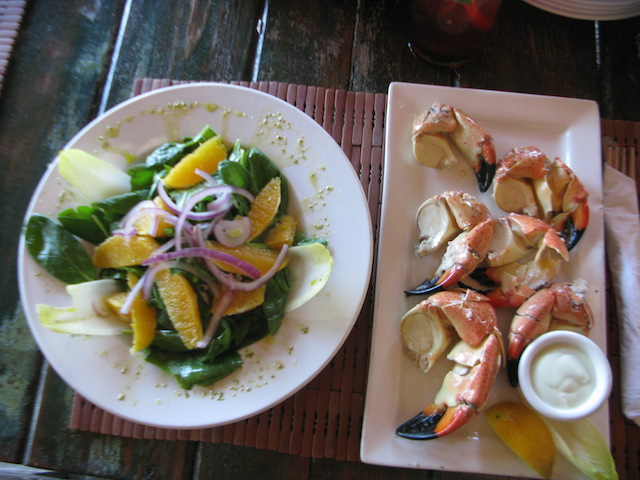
213,216 -> 252,247
218,244 -> 289,292
149,238 -> 176,258
142,247 -> 261,279
197,287 -> 236,349
195,168 -> 218,186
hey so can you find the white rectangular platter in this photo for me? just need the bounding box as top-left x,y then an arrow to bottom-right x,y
361,82 -> 607,479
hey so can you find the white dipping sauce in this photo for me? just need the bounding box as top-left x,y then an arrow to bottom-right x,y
530,343 -> 596,409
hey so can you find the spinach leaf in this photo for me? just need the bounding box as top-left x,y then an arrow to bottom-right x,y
57,206 -> 109,244
25,214 -> 97,284
93,189 -> 150,222
244,149 -> 289,216
243,148 -> 281,194
57,190 -> 150,243
217,160 -> 252,215
262,269 -> 291,335
127,163 -> 158,191
144,348 -> 242,390
151,330 -> 189,352
144,125 -> 216,169
196,319 -> 233,362
228,311 -> 269,349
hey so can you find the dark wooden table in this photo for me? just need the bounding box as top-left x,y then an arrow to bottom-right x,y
1,1 -> 639,479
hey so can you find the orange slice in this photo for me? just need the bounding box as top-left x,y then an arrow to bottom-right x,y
247,176 -> 281,241
155,269 -> 202,349
93,235 -> 160,268
218,285 -> 266,316
126,272 -> 157,352
485,401 -> 555,478
265,214 -> 297,249
134,196 -> 175,238
205,240 -> 289,275
163,136 -> 227,189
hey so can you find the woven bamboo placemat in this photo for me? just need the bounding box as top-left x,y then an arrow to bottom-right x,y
0,0 -> 27,94
69,80 -> 640,474
69,79 -> 386,462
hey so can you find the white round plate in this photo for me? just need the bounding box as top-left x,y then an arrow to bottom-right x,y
523,0 -> 640,20
18,83 -> 373,429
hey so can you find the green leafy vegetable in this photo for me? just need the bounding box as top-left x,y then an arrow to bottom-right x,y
58,189 -> 150,243
57,206 -> 110,244
262,270 -> 291,335
145,125 -> 216,169
93,190 -> 150,222
26,214 -> 97,284
545,418 -> 618,480
144,349 -> 242,390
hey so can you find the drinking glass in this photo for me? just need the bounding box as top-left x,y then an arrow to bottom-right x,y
408,0 -> 503,68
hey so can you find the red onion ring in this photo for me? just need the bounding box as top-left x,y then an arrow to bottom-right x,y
213,216 -> 252,247
142,247 -> 262,279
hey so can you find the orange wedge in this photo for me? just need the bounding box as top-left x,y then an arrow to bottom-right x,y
485,401 -> 555,479
265,214 -> 297,249
126,272 -> 157,352
155,269 -> 202,349
93,235 -> 160,268
247,176 -> 281,241
163,136 -> 227,189
205,240 -> 289,275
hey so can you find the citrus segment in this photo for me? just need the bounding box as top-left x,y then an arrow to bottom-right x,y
163,136 -> 227,189
248,176 -> 281,241
219,285 -> 266,316
206,240 -> 289,275
134,197 -> 175,238
127,272 -> 157,352
92,235 -> 160,268
265,214 -> 297,249
155,269 -> 202,349
485,401 -> 555,479
104,291 -> 130,322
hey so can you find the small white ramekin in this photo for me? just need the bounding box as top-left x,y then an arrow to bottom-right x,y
518,330 -> 612,422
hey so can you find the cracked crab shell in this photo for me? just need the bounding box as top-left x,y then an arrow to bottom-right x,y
415,191 -> 490,256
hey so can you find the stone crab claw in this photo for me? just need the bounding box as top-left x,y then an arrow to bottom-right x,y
492,146 -> 589,250
406,218 -> 493,296
507,281 -> 593,386
476,214 -> 570,309
412,102 -> 497,192
414,190 -> 491,257
397,289 -> 504,440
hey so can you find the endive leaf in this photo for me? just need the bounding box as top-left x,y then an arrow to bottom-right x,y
37,279 -> 126,335
284,243 -> 333,313
545,417 -> 618,480
58,149 -> 131,202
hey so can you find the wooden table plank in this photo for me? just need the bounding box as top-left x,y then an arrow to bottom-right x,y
99,0 -> 265,110
256,0 -> 358,89
0,0 -> 124,464
599,17 -> 640,121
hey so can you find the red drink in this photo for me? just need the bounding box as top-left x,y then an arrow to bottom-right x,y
408,0 -> 503,68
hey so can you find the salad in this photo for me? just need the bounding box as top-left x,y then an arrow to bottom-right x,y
25,126 -> 333,390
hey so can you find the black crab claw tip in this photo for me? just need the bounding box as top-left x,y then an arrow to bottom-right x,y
561,217 -> 586,251
396,411 -> 442,440
507,358 -> 520,388
404,277 -> 443,296
476,162 -> 496,193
